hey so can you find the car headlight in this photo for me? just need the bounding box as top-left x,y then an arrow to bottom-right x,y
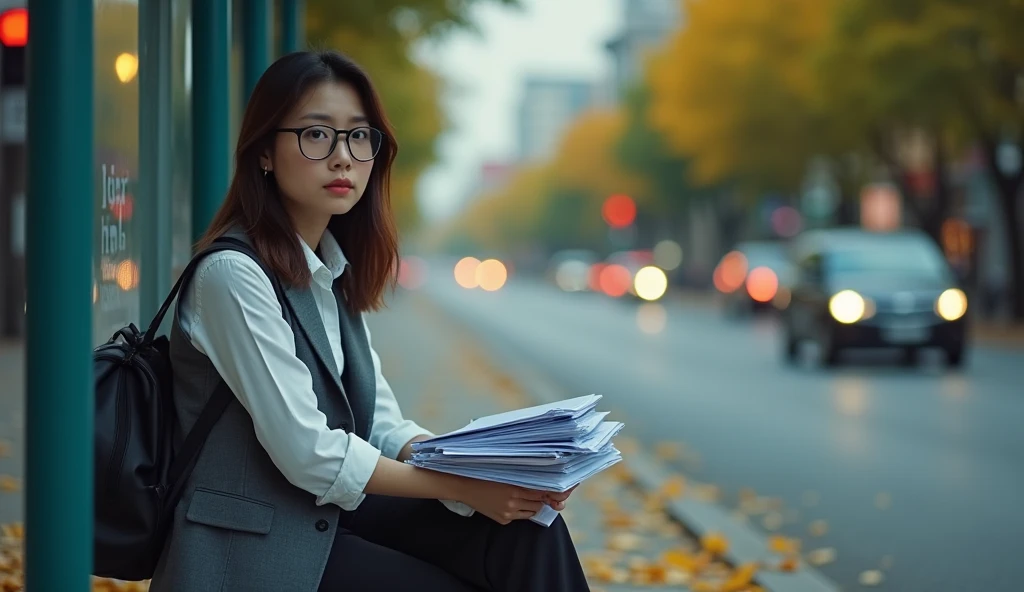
936,288 -> 967,321
829,289 -> 866,324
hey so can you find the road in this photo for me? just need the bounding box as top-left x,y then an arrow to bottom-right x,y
421,268 -> 1024,592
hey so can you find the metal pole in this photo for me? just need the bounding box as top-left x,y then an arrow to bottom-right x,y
138,0 -> 173,322
192,0 -> 231,243
280,0 -> 305,55
242,0 -> 271,101
25,0 -> 94,589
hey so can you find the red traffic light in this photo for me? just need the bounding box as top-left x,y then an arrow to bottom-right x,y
0,8 -> 27,47
602,194 -> 636,228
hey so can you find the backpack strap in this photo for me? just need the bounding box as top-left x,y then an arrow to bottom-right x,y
153,236 -> 288,510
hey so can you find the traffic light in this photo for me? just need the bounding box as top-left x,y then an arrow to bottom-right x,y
0,8 -> 27,87
602,194 -> 636,228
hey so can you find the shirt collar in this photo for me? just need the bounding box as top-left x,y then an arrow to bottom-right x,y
298,230 -> 349,287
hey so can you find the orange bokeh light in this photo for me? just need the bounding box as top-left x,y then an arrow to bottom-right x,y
454,257 -> 480,289
599,264 -> 631,297
0,9 -> 28,48
476,259 -> 508,292
745,266 -> 778,303
713,251 -> 748,293
602,194 -> 636,228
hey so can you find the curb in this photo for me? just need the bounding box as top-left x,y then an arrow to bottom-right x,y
421,290 -> 841,592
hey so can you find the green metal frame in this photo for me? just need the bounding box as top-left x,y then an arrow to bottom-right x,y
25,0 -> 95,589
139,0 -> 174,322
280,0 -> 305,55
242,0 -> 271,101
191,0 -> 232,243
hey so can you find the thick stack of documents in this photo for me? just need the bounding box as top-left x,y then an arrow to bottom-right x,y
408,394 -> 624,526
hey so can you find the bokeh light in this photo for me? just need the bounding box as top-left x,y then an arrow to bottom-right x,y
634,266 -> 668,301
454,257 -> 480,289
602,194 -> 636,228
476,259 -> 508,292
713,251 -> 748,293
745,266 -> 778,303
599,264 -> 631,297
653,240 -> 683,271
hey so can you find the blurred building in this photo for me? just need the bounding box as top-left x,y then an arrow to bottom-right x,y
604,0 -> 681,100
516,77 -> 596,162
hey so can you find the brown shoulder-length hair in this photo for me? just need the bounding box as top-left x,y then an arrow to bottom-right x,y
197,50 -> 400,313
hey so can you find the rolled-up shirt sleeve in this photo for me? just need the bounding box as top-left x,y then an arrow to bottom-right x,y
181,253 -> 380,511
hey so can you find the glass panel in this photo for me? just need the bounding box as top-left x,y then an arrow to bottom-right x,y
171,0 -> 193,278
93,0 -> 140,345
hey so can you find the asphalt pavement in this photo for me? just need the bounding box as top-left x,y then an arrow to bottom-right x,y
420,264 -> 1024,592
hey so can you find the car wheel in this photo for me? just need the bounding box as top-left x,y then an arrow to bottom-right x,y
946,345 -> 966,368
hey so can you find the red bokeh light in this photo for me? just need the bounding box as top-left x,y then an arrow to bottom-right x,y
746,266 -> 778,302
598,264 -> 631,297
602,194 -> 636,228
0,9 -> 27,47
712,251 -> 748,293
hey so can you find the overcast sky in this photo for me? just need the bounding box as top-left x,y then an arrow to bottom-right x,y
412,0 -> 623,222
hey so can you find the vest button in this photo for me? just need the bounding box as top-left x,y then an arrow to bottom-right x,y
315,519 -> 329,532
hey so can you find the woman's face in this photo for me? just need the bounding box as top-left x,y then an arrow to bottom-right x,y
264,81 -> 376,225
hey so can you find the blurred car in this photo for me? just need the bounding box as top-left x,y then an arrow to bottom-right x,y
780,228 -> 969,367
713,240 -> 796,316
547,249 -> 599,292
603,250 -> 668,302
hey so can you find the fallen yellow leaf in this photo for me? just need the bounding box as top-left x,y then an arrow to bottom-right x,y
0,441 -> 9,458
660,475 -> 686,499
0,477 -> 19,493
859,569 -> 885,586
778,556 -> 800,572
806,547 -> 837,566
701,532 -> 730,556
767,535 -> 800,555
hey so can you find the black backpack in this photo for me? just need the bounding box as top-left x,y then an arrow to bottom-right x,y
92,237 -> 286,581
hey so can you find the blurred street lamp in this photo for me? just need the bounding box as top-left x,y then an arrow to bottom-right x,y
115,52 -> 138,83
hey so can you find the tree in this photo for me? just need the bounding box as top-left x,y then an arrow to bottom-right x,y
646,0 -> 833,196
305,0 -> 520,231
816,0 -> 1024,318
616,83 -> 722,237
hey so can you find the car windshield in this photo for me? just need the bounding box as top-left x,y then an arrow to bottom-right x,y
825,238 -> 950,279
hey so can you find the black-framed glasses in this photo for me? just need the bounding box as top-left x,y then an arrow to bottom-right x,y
276,125 -> 384,162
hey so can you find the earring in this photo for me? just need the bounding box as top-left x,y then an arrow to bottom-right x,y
263,168 -> 268,178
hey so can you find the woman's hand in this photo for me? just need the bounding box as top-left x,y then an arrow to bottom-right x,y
541,485 -> 578,512
455,477 -> 550,525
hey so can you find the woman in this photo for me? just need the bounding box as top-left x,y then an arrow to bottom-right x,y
150,50 -> 589,591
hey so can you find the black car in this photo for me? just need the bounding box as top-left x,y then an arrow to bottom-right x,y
781,228 -> 969,367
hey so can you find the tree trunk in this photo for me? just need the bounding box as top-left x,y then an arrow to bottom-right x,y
1002,192 -> 1024,320
979,136 -> 1024,321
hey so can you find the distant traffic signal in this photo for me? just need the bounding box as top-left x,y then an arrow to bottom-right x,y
602,194 -> 636,228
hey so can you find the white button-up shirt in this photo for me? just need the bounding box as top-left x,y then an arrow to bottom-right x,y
178,230 -> 472,516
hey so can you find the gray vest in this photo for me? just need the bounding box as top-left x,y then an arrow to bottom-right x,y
150,231 -> 377,592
